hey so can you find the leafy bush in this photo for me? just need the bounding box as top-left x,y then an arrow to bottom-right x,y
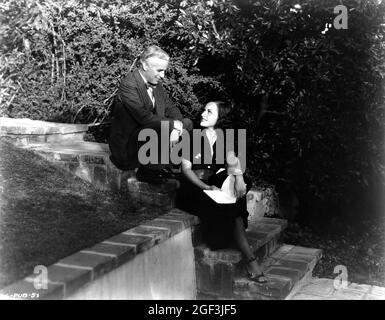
0,0 -> 221,123
1,0 -> 384,223
175,0 -> 385,221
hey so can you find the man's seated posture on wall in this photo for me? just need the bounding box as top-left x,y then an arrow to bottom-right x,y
109,45 -> 192,183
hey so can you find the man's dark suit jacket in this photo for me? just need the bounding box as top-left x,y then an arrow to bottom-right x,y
109,69 -> 184,170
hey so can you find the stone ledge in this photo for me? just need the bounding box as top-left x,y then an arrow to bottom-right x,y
0,209 -> 199,300
233,276 -> 292,299
194,218 -> 287,298
289,278 -> 385,300
194,217 -> 287,264
0,117 -> 89,135
15,138 -> 280,214
233,244 -> 322,300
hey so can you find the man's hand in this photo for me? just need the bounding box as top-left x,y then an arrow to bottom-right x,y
204,185 -> 220,191
170,128 -> 180,148
170,120 -> 184,149
234,175 -> 247,198
173,120 -> 183,133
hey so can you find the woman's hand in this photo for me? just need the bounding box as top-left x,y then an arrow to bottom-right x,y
207,185 -> 221,191
234,175 -> 247,199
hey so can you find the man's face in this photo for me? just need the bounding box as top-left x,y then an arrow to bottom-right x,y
141,56 -> 169,85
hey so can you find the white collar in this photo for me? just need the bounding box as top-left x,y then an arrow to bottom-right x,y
138,69 -> 149,87
205,129 -> 217,148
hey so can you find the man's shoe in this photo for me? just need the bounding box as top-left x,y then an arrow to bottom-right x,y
136,167 -> 166,184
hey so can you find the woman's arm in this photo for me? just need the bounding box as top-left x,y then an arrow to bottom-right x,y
234,174 -> 247,198
226,151 -> 247,198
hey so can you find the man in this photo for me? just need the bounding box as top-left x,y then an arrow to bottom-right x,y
109,45 -> 192,183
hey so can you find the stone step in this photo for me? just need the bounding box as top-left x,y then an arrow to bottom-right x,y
0,117 -> 89,145
21,141 -> 110,159
19,141 -> 180,209
194,217 -> 287,263
232,245 -> 322,300
194,217 -> 288,298
288,277 -> 385,300
19,141 -> 280,215
19,141 -> 133,193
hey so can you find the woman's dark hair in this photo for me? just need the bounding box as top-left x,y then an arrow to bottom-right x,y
212,101 -> 232,129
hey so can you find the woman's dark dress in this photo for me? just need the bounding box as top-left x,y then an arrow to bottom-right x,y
176,137 -> 250,250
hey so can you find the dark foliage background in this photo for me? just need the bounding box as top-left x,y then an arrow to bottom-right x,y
1,0 -> 385,283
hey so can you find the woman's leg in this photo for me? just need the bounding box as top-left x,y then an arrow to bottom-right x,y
233,217 -> 267,280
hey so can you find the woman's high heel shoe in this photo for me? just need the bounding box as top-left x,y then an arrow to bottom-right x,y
245,256 -> 268,284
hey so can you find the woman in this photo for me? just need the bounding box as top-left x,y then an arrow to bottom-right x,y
177,101 -> 268,283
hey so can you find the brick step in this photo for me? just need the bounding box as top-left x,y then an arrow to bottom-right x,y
232,244 -> 322,300
194,217 -> 288,298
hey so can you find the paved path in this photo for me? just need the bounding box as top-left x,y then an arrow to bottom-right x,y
290,278 -> 385,300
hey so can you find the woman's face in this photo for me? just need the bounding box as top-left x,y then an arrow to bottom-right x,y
200,102 -> 218,128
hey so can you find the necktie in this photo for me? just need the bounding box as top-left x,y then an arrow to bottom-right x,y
145,83 -> 156,107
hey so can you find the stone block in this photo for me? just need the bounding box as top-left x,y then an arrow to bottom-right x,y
234,276 -> 291,299
195,259 -> 235,297
28,127 -> 46,135
124,225 -> 171,245
36,151 -> 56,162
272,259 -> 309,275
264,267 -> 302,287
289,246 -> 322,256
259,217 -> 288,229
251,223 -> 280,234
106,165 -> 121,192
274,244 -> 295,255
56,153 -> 79,162
46,133 -> 85,143
81,243 -> 136,267
80,154 -> 106,165
253,234 -> 280,261
194,244 -> 241,264
105,233 -> 153,253
1,126 -> 27,134
284,253 -> 317,264
160,209 -> 200,228
93,165 -> 108,190
57,252 -> 115,280
46,265 -> 92,297
141,219 -> 185,237
27,135 -> 46,144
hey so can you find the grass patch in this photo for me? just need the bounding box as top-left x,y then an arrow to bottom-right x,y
283,217 -> 385,287
0,139 -> 164,289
